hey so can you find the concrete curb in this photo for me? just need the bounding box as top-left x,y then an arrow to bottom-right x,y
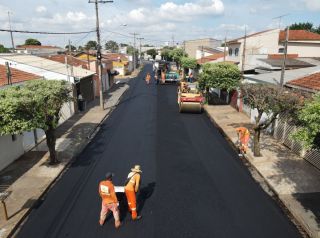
203,106 -> 311,238
6,82 -> 132,238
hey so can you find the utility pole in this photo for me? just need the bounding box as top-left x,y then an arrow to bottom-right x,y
201,45 -> 204,64
280,27 -> 289,87
273,14 -> 289,29
172,35 -> 175,47
223,31 -> 228,62
130,32 -> 139,71
137,37 -> 144,63
68,39 -> 74,77
5,62 -> 12,85
241,27 -> 247,81
8,12 -> 15,50
89,0 -> 113,110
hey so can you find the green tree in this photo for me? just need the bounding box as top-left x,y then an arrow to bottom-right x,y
146,48 -> 157,59
0,80 -> 73,164
127,46 -> 138,55
119,43 -> 128,47
181,57 -> 198,70
105,40 -> 119,52
0,44 -> 10,53
65,45 -> 77,51
85,40 -> 98,50
161,48 -> 172,61
169,48 -> 187,68
25,38 -> 41,46
292,93 -> 320,149
289,22 -> 320,34
198,63 -> 241,102
241,84 -> 303,156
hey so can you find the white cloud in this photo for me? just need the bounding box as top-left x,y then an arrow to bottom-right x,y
303,0 -> 320,11
219,24 -> 249,32
36,6 -> 47,13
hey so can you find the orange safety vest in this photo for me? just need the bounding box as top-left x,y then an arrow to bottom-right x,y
99,180 -> 118,205
125,173 -> 141,192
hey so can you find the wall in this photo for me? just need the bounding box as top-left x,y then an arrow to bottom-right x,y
196,50 -> 215,60
287,42 -> 320,57
184,39 -> 222,58
0,134 -> 24,171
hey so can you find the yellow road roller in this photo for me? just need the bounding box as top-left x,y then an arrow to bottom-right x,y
178,82 -> 204,113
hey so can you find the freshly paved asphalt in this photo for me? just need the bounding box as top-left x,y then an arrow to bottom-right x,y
17,63 -> 301,238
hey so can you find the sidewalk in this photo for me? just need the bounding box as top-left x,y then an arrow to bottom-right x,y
205,105 -> 320,238
0,81 -> 130,238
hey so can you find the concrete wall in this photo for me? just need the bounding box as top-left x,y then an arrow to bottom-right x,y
0,134 -> 24,171
287,42 -> 320,57
185,39 -> 222,58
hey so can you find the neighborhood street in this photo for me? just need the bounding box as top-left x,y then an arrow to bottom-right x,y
16,63 -> 301,238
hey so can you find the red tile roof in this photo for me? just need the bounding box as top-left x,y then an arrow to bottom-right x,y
268,54 -> 299,59
0,65 -> 41,86
197,53 -> 225,64
43,55 -> 90,69
279,30 -> 320,41
287,72 -> 320,91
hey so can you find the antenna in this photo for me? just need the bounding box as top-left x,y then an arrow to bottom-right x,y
272,14 -> 290,29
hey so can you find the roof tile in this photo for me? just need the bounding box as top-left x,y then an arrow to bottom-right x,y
287,72 -> 320,91
0,65 -> 41,87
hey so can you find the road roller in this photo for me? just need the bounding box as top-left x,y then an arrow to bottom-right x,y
178,82 -> 204,113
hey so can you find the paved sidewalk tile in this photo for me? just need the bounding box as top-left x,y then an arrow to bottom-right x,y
204,104 -> 320,238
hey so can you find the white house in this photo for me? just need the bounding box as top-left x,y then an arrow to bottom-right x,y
15,45 -> 64,56
227,29 -> 320,71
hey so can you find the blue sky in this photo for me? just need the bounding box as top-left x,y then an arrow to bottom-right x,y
1,0 -> 320,48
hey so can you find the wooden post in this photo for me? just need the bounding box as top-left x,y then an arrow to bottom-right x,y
1,200 -> 8,220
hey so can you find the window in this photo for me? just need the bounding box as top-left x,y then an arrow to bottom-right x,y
278,48 -> 284,53
229,48 -> 233,56
235,48 -> 239,56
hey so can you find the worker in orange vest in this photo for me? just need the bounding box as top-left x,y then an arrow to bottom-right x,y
98,172 -> 121,228
125,165 -> 142,220
145,73 -> 151,84
235,127 -> 250,155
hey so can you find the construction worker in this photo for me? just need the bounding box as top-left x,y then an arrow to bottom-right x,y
145,73 -> 151,84
235,127 -> 250,155
125,165 -> 142,220
98,172 -> 121,228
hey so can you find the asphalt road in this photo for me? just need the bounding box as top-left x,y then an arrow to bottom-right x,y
17,63 -> 301,238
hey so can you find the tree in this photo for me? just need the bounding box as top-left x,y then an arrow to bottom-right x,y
169,48 -> 187,68
65,45 -> 77,51
25,38 -> 41,46
146,48 -> 157,59
241,84 -> 303,156
119,43 -> 128,47
292,93 -> 320,150
289,22 -> 320,34
105,40 -> 119,52
0,80 -> 73,164
198,62 -> 241,102
127,46 -> 138,55
161,48 -> 173,61
180,57 -> 198,70
85,40 -> 97,50
0,44 -> 10,53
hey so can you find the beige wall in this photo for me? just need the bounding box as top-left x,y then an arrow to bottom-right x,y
184,38 -> 222,58
287,42 -> 320,57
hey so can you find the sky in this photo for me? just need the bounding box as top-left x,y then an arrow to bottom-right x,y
1,0 -> 320,48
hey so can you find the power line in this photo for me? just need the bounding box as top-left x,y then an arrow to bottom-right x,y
0,29 -> 96,35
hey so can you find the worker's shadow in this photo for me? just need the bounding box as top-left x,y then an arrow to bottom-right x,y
116,182 -> 156,221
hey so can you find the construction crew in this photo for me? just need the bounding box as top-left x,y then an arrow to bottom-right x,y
125,165 -> 142,220
235,127 -> 250,155
98,172 -> 121,228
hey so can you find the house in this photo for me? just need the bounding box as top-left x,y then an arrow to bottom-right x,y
15,45 -> 64,56
0,54 -> 96,109
195,46 -> 225,60
197,53 -> 225,65
103,53 -> 130,76
0,66 -> 43,171
227,29 -> 320,71
184,38 -> 222,58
